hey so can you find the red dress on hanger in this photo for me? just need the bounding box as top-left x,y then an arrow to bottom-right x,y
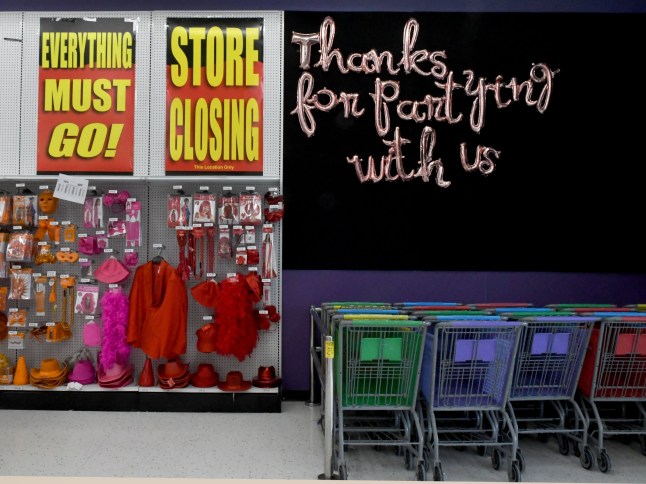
127,259 -> 188,359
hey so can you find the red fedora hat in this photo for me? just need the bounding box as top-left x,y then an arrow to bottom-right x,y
218,370 -> 251,392
252,365 -> 282,388
190,363 -> 219,388
157,358 -> 189,380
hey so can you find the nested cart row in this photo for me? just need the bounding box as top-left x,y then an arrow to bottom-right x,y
309,301 -> 646,481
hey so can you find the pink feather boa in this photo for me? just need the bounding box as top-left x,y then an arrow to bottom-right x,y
98,289 -> 130,371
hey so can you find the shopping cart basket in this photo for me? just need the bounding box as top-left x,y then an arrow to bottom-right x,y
507,316 -> 596,470
334,318 -> 429,480
419,320 -> 524,481
578,316 -> 646,472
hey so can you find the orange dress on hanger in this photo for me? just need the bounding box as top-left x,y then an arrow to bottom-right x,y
127,259 -> 188,359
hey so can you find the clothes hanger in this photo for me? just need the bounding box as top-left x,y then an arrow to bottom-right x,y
152,245 -> 165,264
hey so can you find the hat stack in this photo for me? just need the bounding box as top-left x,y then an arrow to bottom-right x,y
157,358 -> 190,389
30,358 -> 69,389
68,359 -> 97,385
98,362 -> 134,388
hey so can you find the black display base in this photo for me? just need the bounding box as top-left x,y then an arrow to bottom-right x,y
0,388 -> 282,413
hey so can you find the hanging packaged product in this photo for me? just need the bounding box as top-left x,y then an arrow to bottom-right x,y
83,320 -> 102,347
193,192 -> 216,224
6,231 -> 35,263
96,234 -> 109,251
35,242 -> 57,265
8,308 -> 27,327
38,189 -> 59,215
244,226 -> 256,244
63,223 -> 76,243
232,225 -> 244,248
78,236 -> 100,255
125,201 -> 141,247
178,195 -> 193,227
247,246 -> 260,265
9,268 -> 33,300
218,189 -> 239,225
0,193 -> 11,225
108,219 -> 126,238
235,246 -> 248,265
12,193 -> 37,227
191,225 -> 205,279
75,284 -> 99,315
103,190 -> 130,214
218,226 -> 232,258
0,287 -> 7,312
8,331 -> 24,350
205,224 -> 216,275
240,189 -> 263,226
168,194 -> 193,228
0,232 -> 8,277
264,190 -> 285,223
261,225 -> 278,279
262,278 -> 272,306
83,195 -> 104,229
34,275 -> 48,316
34,217 -> 60,243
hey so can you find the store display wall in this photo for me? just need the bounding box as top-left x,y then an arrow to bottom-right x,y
2,1 -> 645,397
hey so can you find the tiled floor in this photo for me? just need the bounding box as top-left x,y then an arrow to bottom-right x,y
0,400 -> 644,481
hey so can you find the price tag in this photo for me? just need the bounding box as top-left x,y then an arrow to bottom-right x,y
199,186 -> 209,191
206,273 -> 216,278
54,173 -> 89,204
245,186 -> 255,191
38,241 -> 47,246
49,221 -> 59,226
227,272 -> 236,278
109,284 -> 119,288
8,331 -> 17,335
223,186 -> 232,191
104,248 -> 113,253
32,273 -> 42,277
245,225 -> 254,230
80,279 -> 90,283
78,233 -> 88,238
11,265 -> 21,269
15,183 -> 25,188
85,315 -> 95,320
173,185 -> 183,190
124,248 -> 134,253
39,185 -> 49,190
270,205 -> 281,210
60,247 -> 70,252
61,221 -> 71,226
47,271 -> 57,277
202,315 -> 213,321
46,322 -> 55,327
29,322 -> 39,327
248,267 -> 258,272
248,246 -> 257,250
262,278 -> 271,283
153,243 -> 163,248
193,223 -> 202,228
61,274 -> 70,279
127,198 -> 136,202
96,230 -> 105,235
79,258 -> 88,263
9,308 -> 18,313
204,222 -> 214,227
88,186 -> 96,191
109,217 -> 118,222
12,226 -> 22,230
269,187 -> 278,192
109,190 -> 118,194
39,215 -> 48,220
259,310 -> 268,315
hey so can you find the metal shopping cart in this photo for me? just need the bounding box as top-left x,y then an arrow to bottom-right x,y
334,318 -> 430,480
577,315 -> 646,472
419,320 -> 524,482
507,316 -> 596,471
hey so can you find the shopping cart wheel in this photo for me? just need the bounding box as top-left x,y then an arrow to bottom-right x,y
580,447 -> 594,470
557,434 -> 569,456
338,464 -> 348,480
416,463 -> 426,481
508,462 -> 522,482
597,450 -> 611,473
516,449 -> 525,473
492,448 -> 502,470
433,463 -> 444,481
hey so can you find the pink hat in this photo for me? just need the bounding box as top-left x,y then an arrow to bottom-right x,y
68,360 -> 96,384
94,256 -> 130,284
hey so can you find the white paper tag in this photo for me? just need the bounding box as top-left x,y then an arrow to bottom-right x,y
104,248 -> 113,253
202,315 -> 213,321
199,186 -> 209,191
223,186 -> 232,191
245,186 -> 255,191
173,185 -> 183,190
54,173 -> 89,204
39,185 -> 49,190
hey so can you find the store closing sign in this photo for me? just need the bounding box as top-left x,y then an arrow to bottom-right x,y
37,18 -> 136,174
165,18 -> 264,175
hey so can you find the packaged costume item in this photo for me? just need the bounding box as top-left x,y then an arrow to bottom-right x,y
6,231 -> 35,262
103,190 -> 130,214
261,225 -> 278,279
218,226 -> 232,258
125,201 -> 141,247
239,190 -> 262,226
193,193 -> 216,224
0,232 -> 9,277
0,193 -> 11,225
83,196 -> 103,229
8,308 -> 28,327
9,268 -> 33,300
75,284 -> 99,315
218,191 -> 239,225
12,194 -> 37,226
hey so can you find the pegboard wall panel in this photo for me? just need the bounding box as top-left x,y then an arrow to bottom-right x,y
19,12 -> 151,176
147,180 -> 282,380
149,11 -> 283,178
0,13 -> 23,177
0,178 -> 150,383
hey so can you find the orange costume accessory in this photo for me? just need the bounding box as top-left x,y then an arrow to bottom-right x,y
127,259 -> 188,360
